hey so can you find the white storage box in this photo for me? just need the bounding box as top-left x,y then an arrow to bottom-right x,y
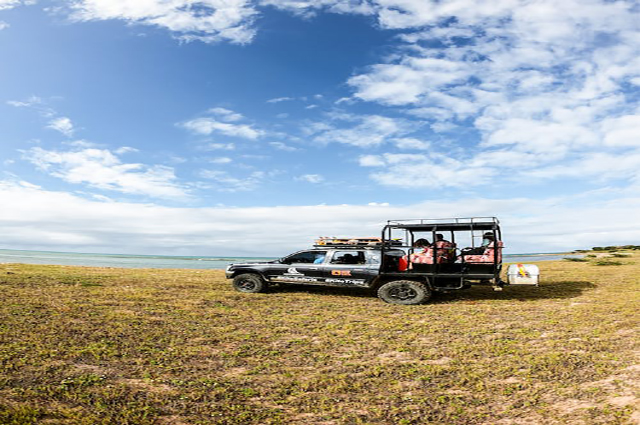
507,264 -> 539,286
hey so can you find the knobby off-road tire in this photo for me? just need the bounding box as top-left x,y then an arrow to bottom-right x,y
377,280 -> 431,305
232,273 -> 267,293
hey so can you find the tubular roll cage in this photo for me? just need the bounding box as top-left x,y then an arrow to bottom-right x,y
381,217 -> 503,283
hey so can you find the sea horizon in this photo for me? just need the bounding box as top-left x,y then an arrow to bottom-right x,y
0,248 -> 582,270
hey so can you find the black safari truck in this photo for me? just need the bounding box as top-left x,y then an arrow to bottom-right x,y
226,217 -> 539,305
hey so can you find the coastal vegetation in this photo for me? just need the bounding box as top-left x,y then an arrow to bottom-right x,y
1,253 -> 638,424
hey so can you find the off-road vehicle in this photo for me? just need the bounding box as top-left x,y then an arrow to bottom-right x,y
226,217 -> 538,305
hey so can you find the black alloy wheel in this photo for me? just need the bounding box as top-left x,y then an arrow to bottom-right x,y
377,280 -> 431,305
232,274 -> 267,293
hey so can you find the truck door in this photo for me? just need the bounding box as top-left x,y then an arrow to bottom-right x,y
323,250 -> 379,287
265,250 -> 328,284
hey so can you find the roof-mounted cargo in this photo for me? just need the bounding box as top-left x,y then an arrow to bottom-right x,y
314,236 -> 403,248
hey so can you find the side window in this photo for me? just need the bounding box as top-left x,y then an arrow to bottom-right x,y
285,251 -> 327,264
330,251 -> 366,265
366,251 -> 381,264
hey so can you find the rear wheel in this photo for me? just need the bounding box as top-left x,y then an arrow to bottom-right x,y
377,280 -> 431,305
232,273 -> 267,293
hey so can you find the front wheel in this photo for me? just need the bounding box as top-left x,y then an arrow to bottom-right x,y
377,280 -> 431,305
232,273 -> 267,293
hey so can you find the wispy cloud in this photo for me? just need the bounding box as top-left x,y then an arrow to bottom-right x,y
310,113 -> 421,148
7,96 -> 79,138
24,147 -> 189,199
182,118 -> 263,139
208,107 -> 243,122
7,95 -> 43,108
205,143 -> 236,151
296,174 -> 324,184
181,107 -> 264,139
269,141 -> 298,151
266,97 -> 293,103
199,170 -> 265,192
209,156 -> 232,164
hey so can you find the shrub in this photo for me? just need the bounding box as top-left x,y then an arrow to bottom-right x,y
593,259 -> 624,266
563,257 -> 588,262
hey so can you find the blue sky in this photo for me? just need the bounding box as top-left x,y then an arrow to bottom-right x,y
1,0 -> 640,256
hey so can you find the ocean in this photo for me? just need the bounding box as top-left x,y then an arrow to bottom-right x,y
0,249 -> 581,269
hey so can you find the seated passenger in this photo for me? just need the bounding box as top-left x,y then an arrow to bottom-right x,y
481,232 -> 494,247
463,234 -> 503,263
434,233 -> 456,262
410,247 -> 434,264
413,238 -> 431,248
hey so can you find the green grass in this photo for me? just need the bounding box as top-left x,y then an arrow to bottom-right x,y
1,255 -> 639,424
563,257 -> 589,262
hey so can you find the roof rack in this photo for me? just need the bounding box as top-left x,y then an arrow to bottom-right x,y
385,217 -> 500,232
314,237 -> 403,248
387,217 -> 499,226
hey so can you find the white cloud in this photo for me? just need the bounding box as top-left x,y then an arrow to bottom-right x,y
361,152 -> 498,189
393,137 -> 430,150
297,174 -> 324,183
115,146 -> 139,154
24,147 -> 188,199
206,142 -> 235,150
210,156 -> 232,164
181,117 -> 263,139
320,0 -> 640,190
47,116 -> 75,137
1,180 -> 639,256
349,57 -> 471,106
269,141 -> 298,151
0,21 -> 9,30
311,113 -> 420,147
267,96 -> 293,103
67,0 -> 258,44
208,107 -> 243,122
358,154 -> 385,167
0,0 -> 31,11
260,0 -> 375,17
6,96 -> 42,107
199,170 -> 264,191
602,115 -> 640,147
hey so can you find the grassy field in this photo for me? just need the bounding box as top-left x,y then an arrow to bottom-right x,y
1,252 -> 639,424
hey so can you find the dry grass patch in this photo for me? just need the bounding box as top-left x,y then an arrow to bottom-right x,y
1,254 -> 639,424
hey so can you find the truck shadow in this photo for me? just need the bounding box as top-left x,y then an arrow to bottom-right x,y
272,280 -> 596,302
272,283 -> 374,299
433,280 -> 596,303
